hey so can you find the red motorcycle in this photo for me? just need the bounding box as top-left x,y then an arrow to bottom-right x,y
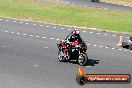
57,40 -> 88,66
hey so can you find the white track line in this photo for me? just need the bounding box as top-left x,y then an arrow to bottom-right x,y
40,24 -> 43,26
11,32 -> 14,34
53,27 -> 56,29
112,48 -> 115,50
36,35 -> 39,38
16,32 -> 20,35
5,31 -> 8,33
30,35 -> 33,37
22,34 -> 26,36
87,44 -> 90,46
20,22 -> 23,24
94,45 -> 97,46
90,32 -> 93,34
104,34 -> 108,36
25,22 -> 29,24
56,39 -> 60,41
46,26 -> 50,28
124,50 -> 127,52
2,29 -> 132,53
50,38 -> 54,40
42,37 -> 46,39
44,47 -> 48,48
33,64 -> 39,67
99,46 -> 103,48
118,49 -> 122,51
33,24 -> 36,26
13,20 -> 16,22
105,47 -> 109,49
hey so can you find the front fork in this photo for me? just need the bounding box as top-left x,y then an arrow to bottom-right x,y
63,48 -> 68,58
58,44 -> 68,58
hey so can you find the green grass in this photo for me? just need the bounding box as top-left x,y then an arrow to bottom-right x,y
0,0 -> 132,33
104,0 -> 132,7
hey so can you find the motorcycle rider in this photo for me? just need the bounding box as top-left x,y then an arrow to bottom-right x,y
57,29 -> 88,65
64,29 -> 83,44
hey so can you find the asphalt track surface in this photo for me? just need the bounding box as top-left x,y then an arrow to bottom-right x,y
36,0 -> 132,12
0,17 -> 132,88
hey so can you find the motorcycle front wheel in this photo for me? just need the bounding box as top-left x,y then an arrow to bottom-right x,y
58,50 -> 69,62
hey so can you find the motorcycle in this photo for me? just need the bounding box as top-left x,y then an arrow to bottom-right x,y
57,40 -> 88,66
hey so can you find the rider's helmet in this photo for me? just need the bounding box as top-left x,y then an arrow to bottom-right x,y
72,29 -> 80,38
69,29 -> 80,42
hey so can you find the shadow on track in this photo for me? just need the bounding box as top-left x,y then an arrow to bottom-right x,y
69,58 -> 100,66
87,59 -> 100,66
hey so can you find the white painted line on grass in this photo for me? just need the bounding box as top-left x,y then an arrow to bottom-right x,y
104,8 -> 108,10
84,5 -> 87,7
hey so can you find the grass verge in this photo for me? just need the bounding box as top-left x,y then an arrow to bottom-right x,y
103,0 -> 132,7
0,0 -> 132,33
